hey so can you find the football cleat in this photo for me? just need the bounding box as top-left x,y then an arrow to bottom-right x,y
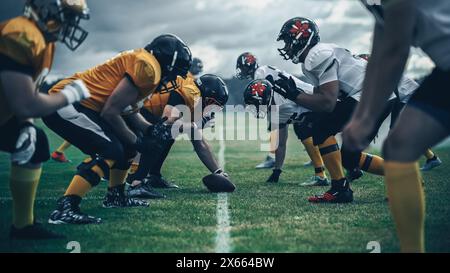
308,180 -> 353,203
421,156 -> 442,171
300,176 -> 330,187
51,151 -> 71,163
255,155 -> 275,169
103,184 -> 149,208
127,181 -> 166,199
147,174 -> 179,189
49,195 -> 102,224
10,221 -> 65,240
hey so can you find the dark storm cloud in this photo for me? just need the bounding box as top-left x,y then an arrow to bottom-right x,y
1,0 -> 434,78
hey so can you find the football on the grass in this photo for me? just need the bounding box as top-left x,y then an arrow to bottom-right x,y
202,174 -> 236,193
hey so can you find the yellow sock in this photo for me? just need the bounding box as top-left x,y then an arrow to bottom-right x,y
319,136 -> 345,180
129,162 -> 139,175
9,165 -> 42,228
109,169 -> 130,187
424,149 -> 435,160
65,175 -> 93,197
385,161 -> 425,253
56,141 -> 71,153
360,153 -> 384,175
302,137 -> 326,178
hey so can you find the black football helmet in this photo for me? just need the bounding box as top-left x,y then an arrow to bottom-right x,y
235,52 -> 259,80
277,17 -> 320,64
243,79 -> 273,119
196,74 -> 229,108
145,34 -> 192,91
189,57 -> 204,77
24,0 -> 90,51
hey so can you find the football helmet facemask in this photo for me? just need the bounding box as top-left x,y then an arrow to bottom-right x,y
235,52 -> 259,80
24,0 -> 90,51
243,79 -> 273,119
277,17 -> 320,64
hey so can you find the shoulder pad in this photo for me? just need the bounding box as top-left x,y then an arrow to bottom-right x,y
304,43 -> 336,71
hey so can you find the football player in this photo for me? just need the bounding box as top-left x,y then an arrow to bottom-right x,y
358,53 -> 442,172
235,53 -> 276,170
343,0 -> 450,252
42,34 -> 192,224
126,74 -> 229,197
237,53 -> 328,186
0,0 -> 90,239
127,56 -> 206,178
275,17 -> 418,203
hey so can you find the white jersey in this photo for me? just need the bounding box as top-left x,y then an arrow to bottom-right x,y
365,0 -> 450,70
302,43 -> 417,102
254,65 -> 313,125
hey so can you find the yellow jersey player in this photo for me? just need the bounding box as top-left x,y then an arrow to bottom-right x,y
126,73 -> 229,198
42,34 -> 192,224
0,0 -> 90,239
343,0 -> 450,252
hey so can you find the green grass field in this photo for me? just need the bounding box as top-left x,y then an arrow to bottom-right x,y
1,115 -> 450,253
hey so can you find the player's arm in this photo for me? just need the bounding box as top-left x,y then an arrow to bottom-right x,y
190,127 -> 222,173
124,112 -> 153,134
353,0 -> 414,127
270,68 -> 339,112
1,71 -> 88,119
101,76 -> 141,145
343,0 -> 415,151
294,80 -> 339,112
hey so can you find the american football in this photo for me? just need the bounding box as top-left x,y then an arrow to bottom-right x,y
1,0 -> 450,261
202,174 -> 236,193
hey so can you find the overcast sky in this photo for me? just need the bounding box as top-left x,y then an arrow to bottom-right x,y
1,0 -> 434,79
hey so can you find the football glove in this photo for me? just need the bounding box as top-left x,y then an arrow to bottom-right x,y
145,117 -> 174,141
266,169 -> 282,183
60,79 -> 90,105
271,73 -> 302,102
214,168 -> 229,178
11,122 -> 37,165
133,136 -> 163,155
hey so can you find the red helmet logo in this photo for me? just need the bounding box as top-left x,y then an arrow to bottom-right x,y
245,54 -> 256,65
251,82 -> 266,97
290,20 -> 311,38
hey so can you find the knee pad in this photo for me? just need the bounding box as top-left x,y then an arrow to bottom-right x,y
77,157 -> 110,186
30,127 -> 50,164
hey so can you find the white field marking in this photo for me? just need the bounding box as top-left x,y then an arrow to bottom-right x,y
214,118 -> 232,253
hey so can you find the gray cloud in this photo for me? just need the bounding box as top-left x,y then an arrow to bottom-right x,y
1,0 -> 434,79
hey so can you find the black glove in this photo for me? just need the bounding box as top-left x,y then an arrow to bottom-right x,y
266,169 -> 282,183
271,73 -> 302,102
145,117 -> 174,141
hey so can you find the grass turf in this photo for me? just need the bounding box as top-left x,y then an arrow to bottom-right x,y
0,118 -> 449,253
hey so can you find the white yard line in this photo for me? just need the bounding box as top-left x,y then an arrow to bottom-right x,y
214,124 -> 232,253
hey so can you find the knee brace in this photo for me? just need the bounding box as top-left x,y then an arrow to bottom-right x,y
29,127 -> 50,164
76,157 -> 110,187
